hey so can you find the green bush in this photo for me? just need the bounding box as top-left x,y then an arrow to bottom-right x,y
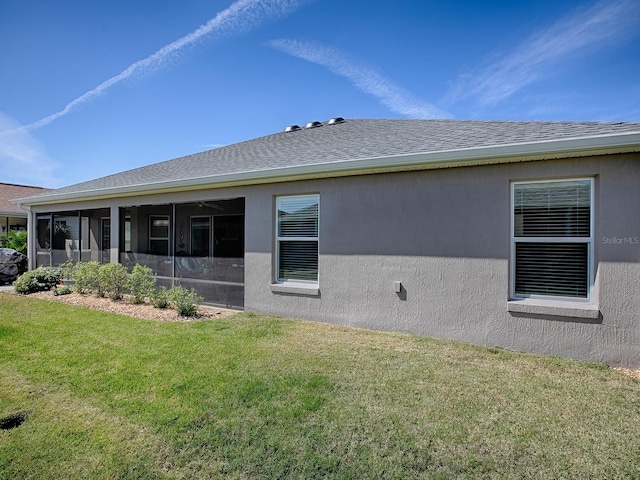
13,267 -> 63,294
126,264 -> 156,304
168,285 -> 203,317
99,263 -> 128,300
74,261 -> 102,295
150,287 -> 170,309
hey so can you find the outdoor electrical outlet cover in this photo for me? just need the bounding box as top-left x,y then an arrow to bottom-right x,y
394,281 -> 402,293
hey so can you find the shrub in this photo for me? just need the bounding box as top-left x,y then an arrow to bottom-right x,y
53,284 -> 72,296
99,263 -> 128,300
168,285 -> 203,317
150,287 -> 170,309
74,261 -> 102,295
126,264 -> 156,304
13,267 -> 62,294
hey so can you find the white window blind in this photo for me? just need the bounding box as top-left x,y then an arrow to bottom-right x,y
512,179 -> 592,299
276,195 -> 319,282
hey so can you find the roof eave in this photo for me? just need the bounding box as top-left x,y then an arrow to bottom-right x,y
0,210 -> 27,217
13,131 -> 640,207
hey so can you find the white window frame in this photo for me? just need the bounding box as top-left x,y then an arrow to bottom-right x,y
275,194 -> 319,285
510,178 -> 594,303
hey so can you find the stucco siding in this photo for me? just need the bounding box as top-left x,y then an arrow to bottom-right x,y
244,153 -> 640,367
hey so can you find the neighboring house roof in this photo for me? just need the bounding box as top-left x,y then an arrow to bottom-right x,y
14,119 -> 640,206
0,183 -> 50,216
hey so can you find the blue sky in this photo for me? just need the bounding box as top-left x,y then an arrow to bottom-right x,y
1,0 -> 639,189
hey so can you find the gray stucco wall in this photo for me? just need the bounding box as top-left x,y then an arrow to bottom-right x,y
244,153 -> 640,368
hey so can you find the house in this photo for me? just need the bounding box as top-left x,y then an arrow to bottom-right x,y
1,182 -> 50,237
13,118 -> 640,367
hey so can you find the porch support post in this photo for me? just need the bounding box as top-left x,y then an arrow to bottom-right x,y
171,203 -> 176,279
110,206 -> 120,264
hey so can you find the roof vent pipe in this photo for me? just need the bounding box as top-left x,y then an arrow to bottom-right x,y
305,121 -> 322,129
284,125 -> 301,132
327,117 -> 345,125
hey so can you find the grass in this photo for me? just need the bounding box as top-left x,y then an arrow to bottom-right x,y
1,293 -> 639,479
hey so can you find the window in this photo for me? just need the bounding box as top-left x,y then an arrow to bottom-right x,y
214,215 -> 244,258
149,215 -> 170,255
276,195 -> 319,283
511,178 -> 593,300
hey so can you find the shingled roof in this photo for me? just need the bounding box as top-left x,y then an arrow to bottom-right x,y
1,183 -> 50,215
15,119 -> 640,205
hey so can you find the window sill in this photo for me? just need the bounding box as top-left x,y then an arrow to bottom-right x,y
507,299 -> 600,320
270,283 -> 320,296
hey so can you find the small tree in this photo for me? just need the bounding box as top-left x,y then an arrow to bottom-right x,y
58,261 -> 75,282
150,286 -> 170,309
74,261 -> 102,295
0,230 -> 27,254
126,264 -> 156,304
168,285 -> 203,317
99,263 -> 128,300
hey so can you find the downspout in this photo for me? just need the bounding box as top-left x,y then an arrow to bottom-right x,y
77,210 -> 82,263
171,203 -> 176,284
25,206 -> 35,270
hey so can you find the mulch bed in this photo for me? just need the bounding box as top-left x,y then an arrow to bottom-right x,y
24,290 -> 238,322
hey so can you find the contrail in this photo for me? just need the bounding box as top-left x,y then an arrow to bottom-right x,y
445,0 -> 640,107
23,0 -> 311,131
269,39 -> 451,119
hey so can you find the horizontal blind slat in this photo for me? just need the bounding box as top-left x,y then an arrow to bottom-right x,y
515,242 -> 588,298
279,241 -> 318,281
514,180 -> 590,238
277,196 -> 319,237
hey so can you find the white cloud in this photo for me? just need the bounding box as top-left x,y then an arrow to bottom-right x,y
0,113 -> 61,188
23,0 -> 312,131
269,39 -> 451,119
445,0 -> 640,107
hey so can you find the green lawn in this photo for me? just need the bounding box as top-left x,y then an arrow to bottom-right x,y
1,293 -> 639,479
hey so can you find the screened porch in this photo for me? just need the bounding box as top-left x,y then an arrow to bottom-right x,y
34,197 -> 245,308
